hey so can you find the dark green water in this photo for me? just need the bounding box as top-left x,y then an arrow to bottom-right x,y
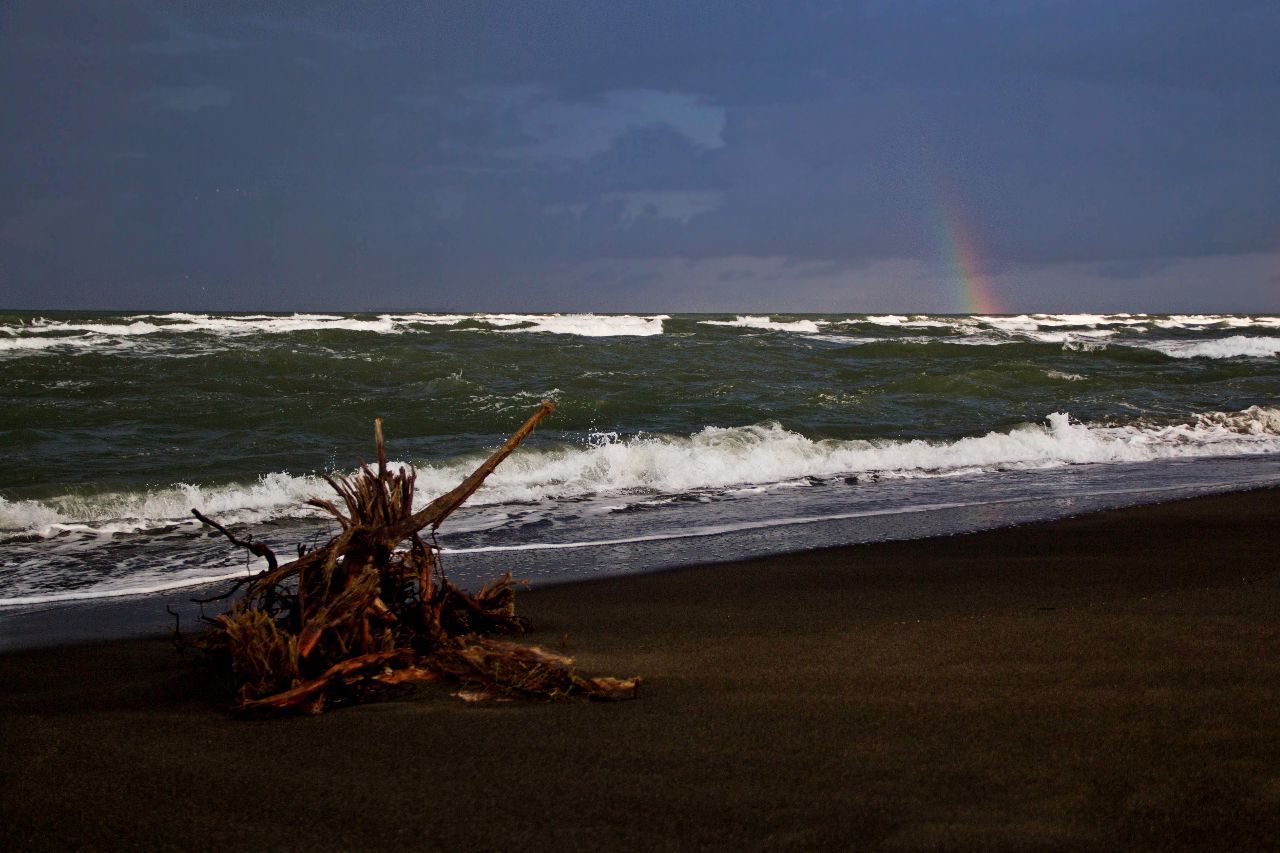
2,311 -> 1279,605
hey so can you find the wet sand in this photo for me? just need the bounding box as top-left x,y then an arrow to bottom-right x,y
2,489 -> 1279,850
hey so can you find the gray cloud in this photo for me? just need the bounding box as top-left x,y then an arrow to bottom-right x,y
126,9 -> 249,56
1,197 -> 86,252
135,85 -> 232,113
1,1 -> 1277,311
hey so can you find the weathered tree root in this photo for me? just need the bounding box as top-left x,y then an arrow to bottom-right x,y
193,402 -> 639,715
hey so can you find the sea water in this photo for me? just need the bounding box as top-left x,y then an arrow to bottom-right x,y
2,311 -> 1279,612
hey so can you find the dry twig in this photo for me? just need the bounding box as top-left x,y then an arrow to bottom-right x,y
193,402 -> 639,715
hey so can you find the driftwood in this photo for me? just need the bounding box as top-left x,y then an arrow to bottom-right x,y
193,401 -> 639,715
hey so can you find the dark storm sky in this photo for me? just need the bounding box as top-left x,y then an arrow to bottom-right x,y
2,1 -> 1278,312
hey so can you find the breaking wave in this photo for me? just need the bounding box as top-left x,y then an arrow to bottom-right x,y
5,406 -> 1277,542
1132,335 -> 1280,360
6,312 -> 1280,357
481,313 -> 667,336
0,312 -> 668,354
700,316 -> 824,333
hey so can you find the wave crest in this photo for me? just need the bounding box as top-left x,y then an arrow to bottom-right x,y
5,407 -> 1277,541
1136,335 -> 1280,360
0,312 -> 667,351
700,316 -> 823,333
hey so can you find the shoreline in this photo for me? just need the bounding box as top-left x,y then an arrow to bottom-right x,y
3,487 -> 1279,848
5,478 -> 1278,653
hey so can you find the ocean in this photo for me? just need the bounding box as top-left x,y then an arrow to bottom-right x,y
2,311 -> 1279,613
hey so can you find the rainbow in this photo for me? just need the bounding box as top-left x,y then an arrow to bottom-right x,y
937,192 -> 1005,315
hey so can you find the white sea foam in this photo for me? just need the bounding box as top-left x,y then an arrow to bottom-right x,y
0,312 -> 668,354
381,313 -> 473,326
1194,405 -> 1280,434
0,472 -> 331,538
0,335 -> 97,352
484,313 -> 668,336
1062,339 -> 1110,353
700,315 -> 824,333
21,313 -> 400,337
7,313 -> 1280,357
439,498 -> 1022,555
1020,329 -> 1118,344
859,315 -> 959,328
0,570 -> 252,607
440,474 -> 1280,558
808,334 -> 881,345
1130,335 -> 1280,360
982,314 -> 1149,331
5,407 -> 1278,542
851,314 -> 1280,337
1152,315 -> 1258,329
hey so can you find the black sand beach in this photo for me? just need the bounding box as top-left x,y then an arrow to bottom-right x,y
2,489 -> 1278,850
